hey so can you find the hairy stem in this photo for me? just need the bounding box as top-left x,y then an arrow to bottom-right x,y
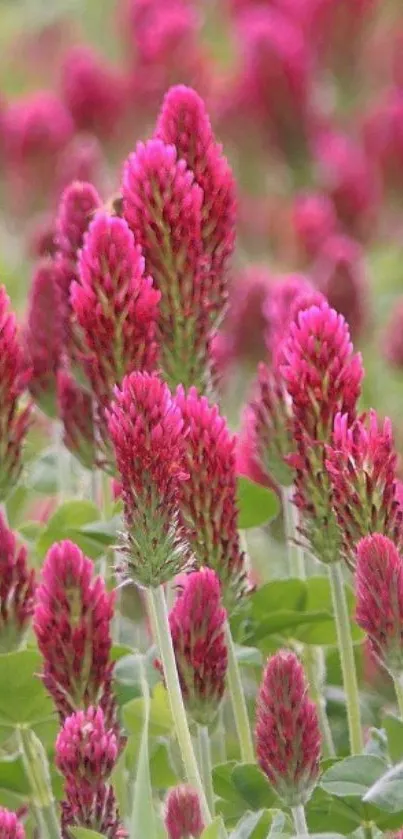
225,621 -> 254,763
198,725 -> 215,816
18,727 -> 61,839
292,804 -> 308,835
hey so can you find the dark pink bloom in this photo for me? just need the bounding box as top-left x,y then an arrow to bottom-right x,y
57,371 -> 95,471
60,46 -> 127,139
33,540 -> 116,725
355,534 -> 403,676
326,411 -> 402,569
56,707 -> 126,839
164,569 -> 227,725
218,267 -> 273,367
28,215 -> 57,259
363,90 -> 403,194
55,133 -> 105,197
175,386 -> 248,611
242,362 -> 295,488
0,512 -> 35,652
4,91 -> 73,166
156,85 -> 237,314
24,260 -> 64,415
255,651 -> 321,806
264,273 -> 322,356
0,807 -> 25,839
72,213 -> 160,432
122,138 -> 212,390
383,299 -> 403,369
107,372 -> 191,587
164,786 -> 204,839
312,234 -> 369,341
56,180 -> 101,260
0,286 -> 32,500
292,191 -> 338,261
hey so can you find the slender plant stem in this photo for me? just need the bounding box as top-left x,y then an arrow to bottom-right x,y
215,704 -> 227,764
281,485 -> 305,578
149,585 -> 212,824
198,725 -> 215,816
393,673 -> 403,720
225,621 -> 254,762
17,727 -> 61,839
292,804 -> 308,835
282,486 -> 335,757
329,563 -> 363,754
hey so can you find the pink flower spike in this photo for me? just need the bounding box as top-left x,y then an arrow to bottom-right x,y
56,707 -> 126,839
265,273 -> 323,358
0,286 -> 32,501
122,138 -> 210,391
57,371 -> 95,471
56,180 -> 101,260
165,785 -> 205,839
107,372 -> 191,587
0,512 -> 35,652
164,568 -> 228,725
156,85 -> 237,315
356,534 -> 403,677
60,45 -> 127,139
0,807 -> 25,839
175,386 -> 248,611
24,260 -> 64,416
255,651 -> 321,807
326,411 -> 402,569
33,540 -> 116,725
292,191 -> 338,262
313,234 -> 369,341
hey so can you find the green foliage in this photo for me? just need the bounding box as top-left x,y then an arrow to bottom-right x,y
236,477 -> 279,529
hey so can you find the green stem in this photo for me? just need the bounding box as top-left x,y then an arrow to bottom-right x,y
198,725 -> 215,816
149,585 -> 212,824
17,727 -> 61,839
225,621 -> 254,762
215,704 -> 227,764
292,804 -> 308,835
329,563 -> 363,754
282,485 -> 305,578
392,673 -> 403,720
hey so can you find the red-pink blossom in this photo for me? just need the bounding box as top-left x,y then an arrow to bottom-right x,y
56,707 -> 126,839
292,191 -> 338,262
28,215 -> 57,259
107,372 -> 191,587
155,85 -> 237,314
175,386 -> 248,611
55,133 -> 105,197
312,234 -> 369,340
0,512 -> 35,652
57,371 -> 95,471
355,534 -> 403,676
60,46 -> 127,139
0,808 -> 25,839
218,267 -> 273,367
0,286 -> 32,500
56,180 -> 101,260
363,89 -> 403,194
264,273 -> 322,357
164,786 -> 204,839
24,260 -> 64,415
326,411 -> 402,568
33,540 -> 116,725
4,91 -> 73,166
72,213 -> 160,432
122,138 -> 212,389
255,651 -> 321,806
383,299 -> 403,369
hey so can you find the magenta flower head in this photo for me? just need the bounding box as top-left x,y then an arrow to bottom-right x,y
292,191 -> 338,262
33,540 -> 116,725
122,138 -> 212,391
0,512 -> 35,652
326,411 -> 402,569
155,85 -> 237,315
175,386 -> 249,611
56,706 -> 125,839
108,372 -> 192,588
57,371 -> 95,471
164,785 -> 205,839
72,213 -> 160,460
56,180 -> 101,260
383,299 -> 403,369
0,807 -> 25,839
265,273 -> 323,357
313,234 -> 369,341
242,362 -> 295,488
60,45 -> 127,139
255,651 -> 321,807
355,534 -> 403,677
165,569 -> 227,725
24,260 -> 64,416
0,286 -> 32,500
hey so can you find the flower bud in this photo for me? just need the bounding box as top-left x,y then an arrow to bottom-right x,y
165,786 -> 204,839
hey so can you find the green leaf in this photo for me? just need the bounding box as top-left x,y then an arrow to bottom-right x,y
320,755 -> 387,799
150,742 -> 178,788
251,580 -> 307,618
36,500 -> 101,558
0,754 -> 30,796
363,760 -> 403,813
234,645 -> 262,667
231,811 -> 270,839
231,764 -> 277,810
0,651 -> 55,735
17,521 -> 44,544
200,818 -> 225,839
231,809 -> 291,839
236,477 -> 279,529
123,684 -> 173,739
130,666 -> 156,839
307,787 -> 362,833
69,830 -> 105,839
26,448 -> 59,495
382,714 -> 403,764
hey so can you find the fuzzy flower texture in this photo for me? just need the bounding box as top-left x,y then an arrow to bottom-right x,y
164,786 -> 204,839
0,513 -> 35,653
0,807 -> 25,839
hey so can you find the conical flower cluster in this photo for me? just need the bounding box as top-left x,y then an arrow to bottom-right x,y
0,513 -> 36,652
164,786 -> 204,839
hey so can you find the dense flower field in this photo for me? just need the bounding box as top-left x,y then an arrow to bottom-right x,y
1,1 -> 403,838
